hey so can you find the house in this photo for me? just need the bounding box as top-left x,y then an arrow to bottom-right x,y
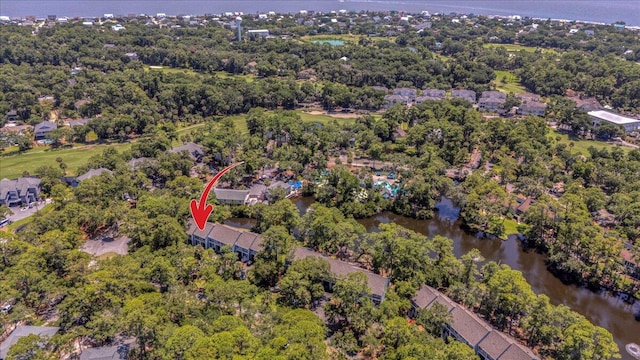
392,88 -> 417,102
517,101 -> 547,117
64,118 -> 91,127
265,181 -> 293,201
622,246 -> 640,280
169,142 -> 204,162
80,344 -> 129,360
421,88 -> 446,100
124,52 -> 139,61
383,94 -> 409,108
5,110 -> 18,122
293,247 -> 390,305
186,220 -> 263,262
410,285 -> 539,360
34,121 -> 57,140
0,177 -> 41,207
63,168 -> 113,188
588,110 -> 640,133
478,91 -> 507,113
213,188 -> 250,205
0,326 -> 59,360
0,124 -> 33,136
127,157 -> 154,171
451,89 -> 477,104
247,29 -> 269,37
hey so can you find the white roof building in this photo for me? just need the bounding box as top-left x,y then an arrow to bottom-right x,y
588,110 -> 640,133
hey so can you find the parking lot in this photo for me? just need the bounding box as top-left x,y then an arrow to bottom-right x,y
4,199 -> 50,224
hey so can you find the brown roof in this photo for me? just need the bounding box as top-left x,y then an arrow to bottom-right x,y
293,247 -> 389,298
622,249 -> 636,264
208,224 -> 242,246
192,222 -> 215,239
449,306 -> 492,347
498,343 -> 539,360
478,331 -> 512,359
235,231 -> 259,251
412,285 -> 438,308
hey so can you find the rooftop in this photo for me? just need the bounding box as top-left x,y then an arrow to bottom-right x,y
213,188 -> 250,202
80,344 -> 129,360
76,168 -> 113,182
0,326 -> 59,359
588,110 -> 640,125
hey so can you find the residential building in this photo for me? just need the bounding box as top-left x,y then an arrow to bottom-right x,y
451,89 -> 477,104
64,118 -> 91,127
478,91 -> 507,113
292,247 -> 390,305
265,181 -> 293,201
383,94 -> 409,108
80,345 -> 129,360
622,246 -> 640,280
517,101 -> 547,117
169,142 -> 204,162
213,188 -> 250,205
392,88 -> 417,102
5,110 -> 19,122
588,110 -> 640,133
34,120 -> 57,140
186,220 -> 263,262
247,29 -> 270,37
410,285 -> 539,360
0,177 -> 41,206
421,88 -> 446,100
76,168 -> 113,183
0,326 -> 59,360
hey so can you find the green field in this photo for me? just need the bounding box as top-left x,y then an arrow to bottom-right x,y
0,143 -> 132,179
552,131 -> 631,156
483,43 -> 556,54
503,218 -> 520,236
493,70 -> 526,94
301,34 -> 396,45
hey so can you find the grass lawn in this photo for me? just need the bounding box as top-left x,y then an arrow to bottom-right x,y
213,71 -> 255,83
493,70 -> 526,94
145,65 -> 199,76
0,143 -> 131,179
483,43 -> 556,54
503,218 -> 520,236
551,131 -> 631,156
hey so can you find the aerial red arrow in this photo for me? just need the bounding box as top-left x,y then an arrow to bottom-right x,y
190,162 -> 244,230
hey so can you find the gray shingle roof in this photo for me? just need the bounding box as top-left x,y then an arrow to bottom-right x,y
478,331 -> 512,359
169,142 -> 203,160
0,177 -> 40,200
34,121 -> 57,133
80,345 -> 129,360
411,285 -> 438,308
0,326 -> 59,359
449,306 -> 492,347
76,168 -> 113,182
213,188 -> 250,202
498,343 -> 540,360
208,224 -> 242,246
293,247 -> 389,299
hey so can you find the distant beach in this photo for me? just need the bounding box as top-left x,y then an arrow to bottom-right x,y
1,0 -> 639,26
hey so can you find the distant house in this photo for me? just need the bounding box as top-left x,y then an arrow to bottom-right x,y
293,247 -> 390,305
383,94 -> 409,108
63,168 -> 113,187
80,344 -> 129,360
264,181 -> 293,201
0,326 -> 59,360
169,142 -> 204,162
0,177 -> 41,207
451,89 -> 477,104
622,246 -> 640,280
410,285 -> 539,360
124,52 -> 138,61
517,101 -> 547,117
421,88 -> 446,100
478,91 -> 507,113
247,29 -> 269,38
0,124 -> 33,136
64,118 -> 91,127
127,157 -> 154,171
34,121 -> 57,140
187,220 -> 263,262
392,88 -> 417,102
213,188 -> 250,205
5,110 -> 18,122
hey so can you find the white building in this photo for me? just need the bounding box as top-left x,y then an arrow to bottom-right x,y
588,110 -> 640,133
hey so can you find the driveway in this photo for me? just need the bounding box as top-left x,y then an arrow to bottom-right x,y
5,200 -> 49,223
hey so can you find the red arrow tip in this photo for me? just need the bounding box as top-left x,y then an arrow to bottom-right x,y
190,199 -> 213,230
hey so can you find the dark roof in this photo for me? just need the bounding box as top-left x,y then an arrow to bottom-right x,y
412,285 -> 438,308
80,345 -> 129,360
235,231 -> 263,252
213,188 -> 249,202
449,306 -> 492,347
0,177 -> 40,199
0,326 -> 59,359
293,247 -> 389,298
478,331 -> 512,360
34,121 -> 57,133
76,168 -> 113,182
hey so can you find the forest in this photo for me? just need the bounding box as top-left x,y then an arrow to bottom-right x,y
1,10 -> 639,359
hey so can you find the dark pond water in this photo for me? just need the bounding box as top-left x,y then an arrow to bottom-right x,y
227,197 -> 640,358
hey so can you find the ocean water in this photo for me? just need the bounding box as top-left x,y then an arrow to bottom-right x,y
1,0 -> 639,26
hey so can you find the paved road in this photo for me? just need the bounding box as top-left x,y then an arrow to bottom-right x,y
5,200 -> 49,223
